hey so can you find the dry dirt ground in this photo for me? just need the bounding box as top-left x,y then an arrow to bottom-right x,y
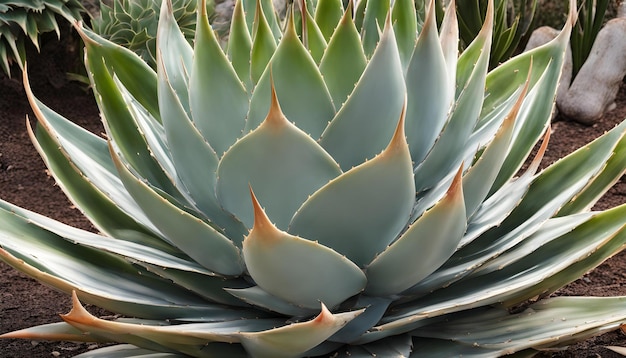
1,33 -> 626,358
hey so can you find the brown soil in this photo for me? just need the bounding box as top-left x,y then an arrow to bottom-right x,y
0,32 -> 626,358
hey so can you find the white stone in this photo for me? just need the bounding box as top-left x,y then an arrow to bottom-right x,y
557,17 -> 626,124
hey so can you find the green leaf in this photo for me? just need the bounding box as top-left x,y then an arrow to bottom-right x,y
246,13 -> 335,139
250,0 -> 277,85
156,0 -> 193,115
319,2 -> 367,110
290,111 -> 415,266
239,304 -> 364,358
413,1 -> 492,193
226,286 -> 318,316
158,54 -> 248,243
365,168 -> 465,296
360,0 -> 390,56
227,0 -> 252,88
190,1 -> 248,157
404,1 -> 452,166
301,2 -> 327,64
110,145 -> 244,276
314,0 -> 343,41
320,16 -> 406,170
218,87 -> 341,229
391,0 -> 417,70
242,191 -> 367,309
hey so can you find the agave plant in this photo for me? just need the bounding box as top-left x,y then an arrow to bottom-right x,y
2,0 -> 626,356
0,0 -> 85,75
92,0 -> 218,68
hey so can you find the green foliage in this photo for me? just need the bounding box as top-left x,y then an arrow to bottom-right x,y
91,0 -> 218,68
0,0 -> 85,75
1,0 -> 626,356
571,0 -> 610,78
456,0 -> 538,68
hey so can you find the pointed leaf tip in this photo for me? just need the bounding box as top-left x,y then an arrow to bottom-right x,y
248,186 -> 277,239
382,97 -> 408,156
61,291 -> 93,325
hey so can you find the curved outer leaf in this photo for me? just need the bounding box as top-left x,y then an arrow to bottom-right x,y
404,0 -> 452,166
77,26 -> 160,121
246,13 -> 335,139
158,44 -> 248,244
320,15 -> 406,170
487,7 -> 574,190
24,79 -> 162,243
438,0 -> 458,99
319,1 -> 367,109
110,143 -> 244,276
365,167 -> 465,296
218,85 -> 341,229
0,234 -> 241,320
242,190 -> 367,309
74,344 -> 189,357
190,0 -> 248,157
239,304 -> 364,358
84,37 -> 178,197
411,296 -> 626,356
290,107 -> 415,267
462,75 -> 528,217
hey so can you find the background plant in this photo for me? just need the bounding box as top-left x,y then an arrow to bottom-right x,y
1,0 -> 626,356
571,0 -> 610,78
92,0 -> 218,68
454,0 -> 538,68
0,0 -> 85,76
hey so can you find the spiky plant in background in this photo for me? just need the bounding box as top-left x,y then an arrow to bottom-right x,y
1,0 -> 626,356
92,0 -> 218,68
455,0 -> 538,68
0,0 -> 85,75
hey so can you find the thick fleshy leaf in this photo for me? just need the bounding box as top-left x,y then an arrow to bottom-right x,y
411,296 -> 626,356
391,0 -> 417,70
320,16 -> 406,170
300,2 -> 327,64
85,40 -> 178,196
413,0 -> 492,193
190,0 -> 248,156
110,144 -> 244,276
242,191 -> 367,309
77,26 -> 160,121
462,75 -> 528,217
319,1 -> 367,109
74,344 -> 188,358
218,86 -> 341,229
404,0 -> 452,166
25,79 -> 161,242
314,0 -> 343,41
365,167 -> 465,296
0,234 -> 237,320
158,45 -> 248,242
239,304 -> 364,358
226,286 -> 318,317
290,108 -> 415,266
156,0 -> 193,115
487,7 -> 574,190
360,0 -> 390,56
246,13 -> 335,139
227,0 -> 252,87
250,0 -> 277,85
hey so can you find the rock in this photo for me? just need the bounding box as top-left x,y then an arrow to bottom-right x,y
557,17 -> 626,125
